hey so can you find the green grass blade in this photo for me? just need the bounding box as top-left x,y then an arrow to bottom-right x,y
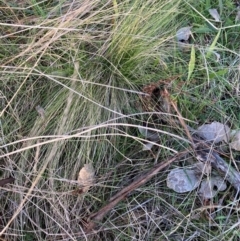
206,29 -> 221,58
187,45 -> 195,81
113,0 -> 119,15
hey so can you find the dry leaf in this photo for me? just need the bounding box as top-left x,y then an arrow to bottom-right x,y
229,130 -> 240,151
197,121 -> 230,143
199,176 -> 226,199
176,26 -> 192,41
167,168 -> 201,193
193,162 -> 212,175
209,9 -> 221,22
78,163 -> 95,192
138,126 -> 160,141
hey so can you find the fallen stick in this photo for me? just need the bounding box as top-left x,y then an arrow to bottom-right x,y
85,85 -> 240,233
86,140 -> 240,234
85,151 -> 188,233
0,177 -> 14,187
195,143 -> 240,191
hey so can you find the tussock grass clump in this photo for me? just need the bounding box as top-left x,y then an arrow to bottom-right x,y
0,0 -> 240,240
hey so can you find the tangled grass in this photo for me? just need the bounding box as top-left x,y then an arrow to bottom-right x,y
0,0 -> 240,240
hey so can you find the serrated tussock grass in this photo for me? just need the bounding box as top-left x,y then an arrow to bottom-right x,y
0,0 -> 240,240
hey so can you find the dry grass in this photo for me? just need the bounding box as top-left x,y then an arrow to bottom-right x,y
0,0 -> 240,240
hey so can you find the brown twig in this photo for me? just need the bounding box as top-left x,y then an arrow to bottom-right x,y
85,151 -> 188,233
164,87 -> 195,148
195,142 -> 240,191
85,80 -> 240,234
0,177 -> 14,187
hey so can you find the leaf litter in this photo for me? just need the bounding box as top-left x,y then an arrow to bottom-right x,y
167,168 -> 201,193
199,176 -> 227,199
176,26 -> 193,50
196,123 -> 240,150
138,117 -> 240,198
229,130 -> 240,151
176,26 -> 192,41
77,163 -> 95,192
209,9 -> 221,22
87,80 -> 240,232
167,163 -> 227,198
197,121 -> 230,143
